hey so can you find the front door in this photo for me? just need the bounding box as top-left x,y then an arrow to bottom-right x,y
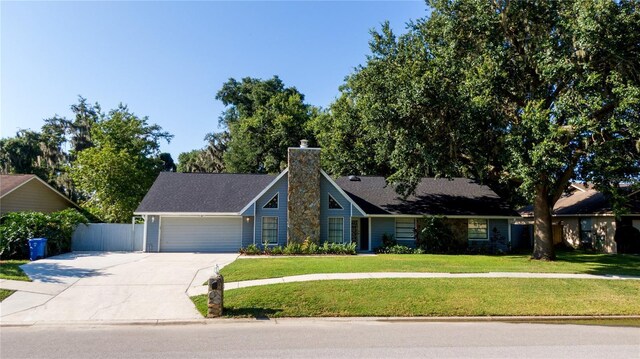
360,218 -> 369,251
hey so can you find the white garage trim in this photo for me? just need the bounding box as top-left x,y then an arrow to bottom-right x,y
159,216 -> 242,252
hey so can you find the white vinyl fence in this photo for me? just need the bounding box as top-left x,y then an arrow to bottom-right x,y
72,223 -> 144,252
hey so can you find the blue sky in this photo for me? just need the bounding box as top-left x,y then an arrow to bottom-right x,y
1,1 -> 427,159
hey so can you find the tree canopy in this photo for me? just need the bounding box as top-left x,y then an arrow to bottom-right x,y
0,97 -> 103,201
71,105 -> 172,222
215,76 -> 317,173
319,0 -> 640,259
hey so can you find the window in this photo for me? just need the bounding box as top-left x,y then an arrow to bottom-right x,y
262,217 -> 278,244
328,193 -> 343,209
579,218 -> 593,248
263,193 -> 278,209
351,219 -> 360,243
468,219 -> 488,240
395,218 -> 416,241
328,217 -> 344,243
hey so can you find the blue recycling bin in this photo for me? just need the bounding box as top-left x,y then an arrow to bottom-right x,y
28,238 -> 48,261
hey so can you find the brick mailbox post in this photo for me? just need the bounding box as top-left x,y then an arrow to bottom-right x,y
207,274 -> 224,318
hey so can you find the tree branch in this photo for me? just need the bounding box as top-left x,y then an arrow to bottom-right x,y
551,152 -> 581,204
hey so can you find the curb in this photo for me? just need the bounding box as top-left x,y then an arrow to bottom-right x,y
3,315 -> 639,328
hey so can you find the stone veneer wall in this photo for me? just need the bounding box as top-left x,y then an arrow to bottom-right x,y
287,147 -> 321,243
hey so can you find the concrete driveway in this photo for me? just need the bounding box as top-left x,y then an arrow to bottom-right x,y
0,252 -> 237,324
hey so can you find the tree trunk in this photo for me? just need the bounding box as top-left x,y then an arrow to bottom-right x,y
532,185 -> 556,260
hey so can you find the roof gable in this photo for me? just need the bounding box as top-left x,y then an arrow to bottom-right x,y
1,174 -> 79,209
1,174 -> 36,197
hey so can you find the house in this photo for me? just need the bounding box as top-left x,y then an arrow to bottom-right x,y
134,142 -> 520,253
517,183 -> 640,254
0,174 -> 80,216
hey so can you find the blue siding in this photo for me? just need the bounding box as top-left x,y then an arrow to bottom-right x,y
241,203 -> 255,217
255,175 -> 288,247
370,217 -> 395,250
395,217 -> 418,248
145,215 -> 160,252
489,219 -> 509,241
351,203 -> 365,217
468,219 -> 511,253
242,216 -> 254,247
320,176 -> 351,243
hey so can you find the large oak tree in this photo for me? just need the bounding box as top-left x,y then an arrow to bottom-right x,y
319,0 -> 640,259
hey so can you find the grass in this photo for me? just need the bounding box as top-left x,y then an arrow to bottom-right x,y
191,278 -> 640,318
0,260 -> 31,281
0,289 -> 16,302
220,252 -> 640,282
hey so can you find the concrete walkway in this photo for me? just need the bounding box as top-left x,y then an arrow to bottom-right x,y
187,271 -> 640,296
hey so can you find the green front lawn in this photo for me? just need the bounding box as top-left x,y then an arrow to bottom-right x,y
0,289 -> 16,302
0,260 -> 31,281
192,278 -> 640,318
220,252 -> 640,282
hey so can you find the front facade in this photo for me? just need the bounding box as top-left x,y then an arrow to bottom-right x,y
0,174 -> 79,216
516,183 -> 640,254
135,144 -> 519,253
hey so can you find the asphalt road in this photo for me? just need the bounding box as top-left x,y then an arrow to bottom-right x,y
2,320 -> 639,359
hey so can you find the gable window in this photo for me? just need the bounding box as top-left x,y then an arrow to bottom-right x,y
263,193 -> 278,209
395,218 -> 416,241
468,219 -> 488,240
328,193 -> 343,209
328,217 -> 344,243
262,217 -> 278,244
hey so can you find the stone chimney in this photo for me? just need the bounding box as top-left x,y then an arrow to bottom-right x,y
287,140 -> 321,244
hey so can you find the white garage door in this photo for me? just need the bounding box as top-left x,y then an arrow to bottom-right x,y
160,217 -> 242,252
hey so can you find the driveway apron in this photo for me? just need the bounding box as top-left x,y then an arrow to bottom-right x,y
1,252 -> 237,323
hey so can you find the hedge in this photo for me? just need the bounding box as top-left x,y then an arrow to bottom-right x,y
0,209 -> 88,260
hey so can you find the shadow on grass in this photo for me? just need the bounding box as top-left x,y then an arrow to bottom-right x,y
555,251 -> 640,276
0,261 -> 31,281
224,307 -> 283,319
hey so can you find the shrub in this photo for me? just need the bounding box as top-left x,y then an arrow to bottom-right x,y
375,244 -> 423,254
324,242 -> 357,255
417,216 -> 464,254
240,244 -> 261,255
0,209 -> 88,260
270,245 -> 284,255
301,238 -> 319,254
283,242 -> 303,255
238,241 -> 356,255
382,233 -> 396,247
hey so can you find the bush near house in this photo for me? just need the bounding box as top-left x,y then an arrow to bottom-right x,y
375,216 -> 508,254
240,241 -> 357,256
0,209 -> 88,259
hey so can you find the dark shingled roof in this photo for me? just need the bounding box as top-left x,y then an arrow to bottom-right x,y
520,184 -> 640,217
1,174 -> 36,197
334,176 -> 518,217
135,172 -> 277,213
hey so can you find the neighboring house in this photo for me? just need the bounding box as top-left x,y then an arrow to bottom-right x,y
135,142 -> 520,253
0,174 -> 80,216
517,183 -> 640,254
